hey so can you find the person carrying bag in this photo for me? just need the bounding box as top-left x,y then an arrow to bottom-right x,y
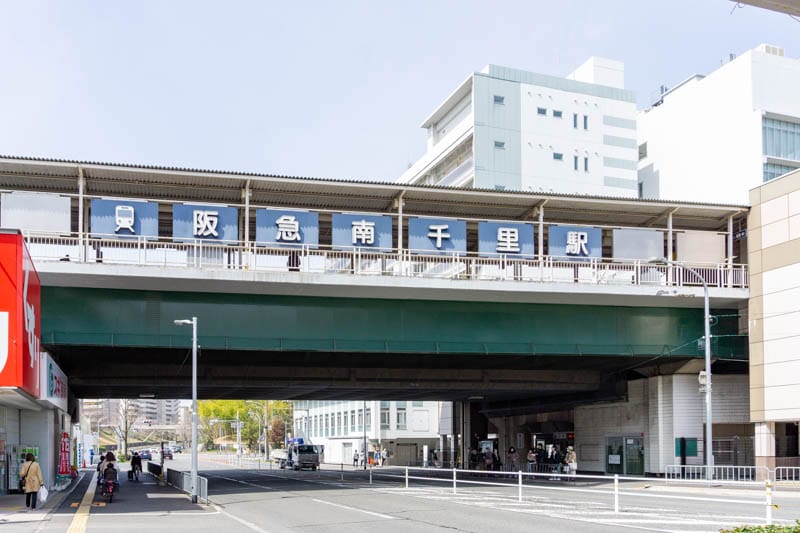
19,453 -> 44,510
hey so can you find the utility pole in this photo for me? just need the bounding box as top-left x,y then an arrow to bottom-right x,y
236,411 -> 241,456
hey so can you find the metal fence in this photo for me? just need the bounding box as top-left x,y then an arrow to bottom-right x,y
165,467 -> 209,504
666,464 -> 800,484
395,466 -> 778,525
23,233 -> 749,289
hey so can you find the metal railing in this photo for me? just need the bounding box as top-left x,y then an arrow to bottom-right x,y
666,464 -> 800,484
146,461 -> 162,477
23,232 -> 749,289
773,466 -> 800,482
396,466 -> 777,525
165,467 -> 209,504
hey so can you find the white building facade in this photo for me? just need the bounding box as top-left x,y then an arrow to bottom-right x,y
293,400 -> 441,466
638,44 -> 800,204
398,58 -> 639,197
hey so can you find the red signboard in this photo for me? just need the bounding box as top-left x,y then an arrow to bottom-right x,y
0,230 -> 41,398
58,432 -> 70,475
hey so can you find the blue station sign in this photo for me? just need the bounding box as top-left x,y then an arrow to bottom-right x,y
408,217 -> 467,255
548,225 -> 602,259
172,204 -> 239,242
90,198 -> 158,239
332,213 -> 393,251
477,221 -> 535,258
255,208 -> 319,248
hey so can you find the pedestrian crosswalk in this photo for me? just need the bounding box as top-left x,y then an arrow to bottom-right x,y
373,486 -> 789,532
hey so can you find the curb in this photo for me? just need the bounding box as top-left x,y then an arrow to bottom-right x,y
39,472 -> 88,516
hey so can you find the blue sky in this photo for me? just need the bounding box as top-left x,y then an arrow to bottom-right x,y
1,1 -> 798,181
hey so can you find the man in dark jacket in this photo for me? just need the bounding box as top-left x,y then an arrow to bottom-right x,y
131,452 -> 143,481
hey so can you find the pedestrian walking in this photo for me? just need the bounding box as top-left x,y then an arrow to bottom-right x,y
19,453 -> 44,510
353,450 -> 359,468
564,446 -> 578,476
381,448 -> 388,466
131,451 -> 143,481
508,446 -> 519,471
526,448 -> 537,473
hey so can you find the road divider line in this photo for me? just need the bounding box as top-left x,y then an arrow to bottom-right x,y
310,498 -> 395,520
66,475 -> 97,533
212,504 -> 270,533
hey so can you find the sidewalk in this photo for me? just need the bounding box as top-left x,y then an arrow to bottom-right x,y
0,470 -> 85,524
0,464 -> 207,528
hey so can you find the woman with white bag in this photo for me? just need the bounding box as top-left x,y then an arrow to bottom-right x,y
19,453 -> 45,510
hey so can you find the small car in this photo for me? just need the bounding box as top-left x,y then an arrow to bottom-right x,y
162,448 -> 173,460
139,450 -> 152,461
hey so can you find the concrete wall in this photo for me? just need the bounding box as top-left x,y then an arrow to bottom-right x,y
576,374 -> 749,474
20,408 -> 57,488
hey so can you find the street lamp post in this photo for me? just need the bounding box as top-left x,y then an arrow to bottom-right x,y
654,261 -> 713,480
174,317 -> 198,503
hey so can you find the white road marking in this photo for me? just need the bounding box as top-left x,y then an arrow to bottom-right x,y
212,504 -> 270,533
310,498 -> 395,520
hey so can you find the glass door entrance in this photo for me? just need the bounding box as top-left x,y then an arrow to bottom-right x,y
606,436 -> 644,475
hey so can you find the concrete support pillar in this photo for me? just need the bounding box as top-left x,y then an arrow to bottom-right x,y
462,401 -> 471,470
755,421 -> 776,479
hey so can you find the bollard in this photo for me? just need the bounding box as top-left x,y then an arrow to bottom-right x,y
452,468 -> 457,495
405,467 -> 409,489
518,470 -> 523,502
369,465 -> 373,485
341,463 -> 344,482
614,474 -> 619,513
766,480 -> 773,526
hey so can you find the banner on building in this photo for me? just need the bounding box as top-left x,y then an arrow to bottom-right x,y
408,217 -> 467,255
477,221 -> 535,258
548,225 -> 602,260
255,209 -> 319,248
332,213 -> 393,250
39,353 -> 68,412
0,192 -> 71,234
612,228 -> 664,261
90,198 -> 158,239
0,230 -> 42,399
58,432 -> 70,475
172,204 -> 238,242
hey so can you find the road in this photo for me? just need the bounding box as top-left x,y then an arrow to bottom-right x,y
4,453 -> 798,533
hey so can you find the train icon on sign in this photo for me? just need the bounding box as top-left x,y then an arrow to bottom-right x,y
115,205 -> 135,233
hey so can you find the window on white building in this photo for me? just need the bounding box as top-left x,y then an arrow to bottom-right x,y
583,115 -> 589,130
493,95 -> 505,105
494,141 -> 505,149
365,408 -> 371,431
537,107 -> 547,116
584,157 -> 589,172
638,142 -> 648,160
553,153 -> 563,161
412,401 -> 423,407
396,408 -> 407,430
357,409 -> 363,431
350,410 -> 356,432
380,407 -> 390,430
553,110 -> 563,118
573,113 -> 578,129
573,155 -> 579,170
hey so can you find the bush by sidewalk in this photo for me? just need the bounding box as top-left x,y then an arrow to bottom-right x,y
720,521 -> 800,532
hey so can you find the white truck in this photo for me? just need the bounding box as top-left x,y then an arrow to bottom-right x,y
279,443 -> 321,471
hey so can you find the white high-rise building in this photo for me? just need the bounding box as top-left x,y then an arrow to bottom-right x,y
638,44 -> 800,205
398,58 -> 639,197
